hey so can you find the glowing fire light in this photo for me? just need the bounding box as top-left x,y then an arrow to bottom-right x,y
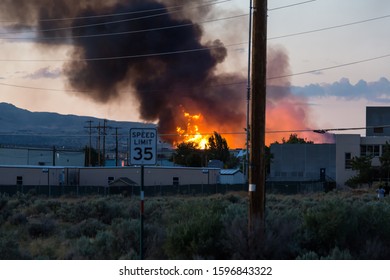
176,112 -> 210,149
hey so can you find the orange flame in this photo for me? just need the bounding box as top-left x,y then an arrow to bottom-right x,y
175,111 -> 210,149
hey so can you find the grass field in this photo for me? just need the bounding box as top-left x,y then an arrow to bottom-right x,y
0,189 -> 389,259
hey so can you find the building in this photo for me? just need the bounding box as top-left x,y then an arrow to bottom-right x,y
269,107 -> 390,188
366,106 -> 390,136
220,169 -> 245,185
0,147 -> 85,166
0,166 -> 220,188
270,143 -> 336,182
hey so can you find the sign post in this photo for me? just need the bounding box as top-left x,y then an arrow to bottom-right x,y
129,128 -> 157,260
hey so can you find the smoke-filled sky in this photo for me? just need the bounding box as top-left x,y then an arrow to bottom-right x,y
1,0 -> 390,147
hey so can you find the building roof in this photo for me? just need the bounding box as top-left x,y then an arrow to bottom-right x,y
220,169 -> 242,175
109,177 -> 138,187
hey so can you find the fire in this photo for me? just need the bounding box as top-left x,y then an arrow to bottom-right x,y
176,111 -> 210,149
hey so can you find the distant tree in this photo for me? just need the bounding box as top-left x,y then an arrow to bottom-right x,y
173,142 -> 203,167
265,145 -> 273,175
380,141 -> 390,181
345,155 -> 374,188
280,133 -> 314,144
206,132 -> 231,165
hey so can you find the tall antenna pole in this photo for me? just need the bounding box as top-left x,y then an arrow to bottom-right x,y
249,0 -> 267,232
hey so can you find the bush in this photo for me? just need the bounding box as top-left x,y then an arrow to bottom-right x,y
163,199 -> 226,259
9,212 -> 28,225
28,218 -> 56,238
89,199 -> 126,224
110,219 -> 140,259
302,197 -> 357,255
0,233 -> 27,259
65,218 -> 106,239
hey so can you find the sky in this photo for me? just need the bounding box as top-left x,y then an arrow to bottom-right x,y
1,0 -> 390,146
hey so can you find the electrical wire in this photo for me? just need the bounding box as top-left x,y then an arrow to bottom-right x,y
3,124 -> 386,138
0,0 -> 228,23
268,0 -> 316,11
1,50 -> 390,91
0,41 -> 247,62
269,13 -> 390,40
0,79 -> 247,94
0,13 -> 248,41
267,52 -> 390,80
0,0 -> 231,35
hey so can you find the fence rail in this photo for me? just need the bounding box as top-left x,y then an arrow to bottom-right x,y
0,180 -> 329,197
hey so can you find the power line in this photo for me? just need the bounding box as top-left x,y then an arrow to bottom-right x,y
0,41 -> 247,62
0,0 -> 227,23
0,80 -> 247,96
0,0 -> 231,36
269,13 -> 390,40
3,124 -> 389,138
268,0 -> 316,11
266,124 -> 390,134
267,52 -> 390,80
2,51 -> 390,92
0,13 -> 248,41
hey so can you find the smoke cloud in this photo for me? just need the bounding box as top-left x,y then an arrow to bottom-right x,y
0,0 -> 246,146
266,47 -> 331,144
0,1 -> 328,146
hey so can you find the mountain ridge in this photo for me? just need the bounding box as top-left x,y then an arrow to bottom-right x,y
0,102 -> 154,149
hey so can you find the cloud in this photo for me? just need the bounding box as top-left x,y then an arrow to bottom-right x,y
291,77 -> 390,102
24,67 -> 62,80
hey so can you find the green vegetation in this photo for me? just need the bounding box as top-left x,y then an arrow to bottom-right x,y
345,155 -> 374,188
1,190 -> 390,259
172,132 -> 239,168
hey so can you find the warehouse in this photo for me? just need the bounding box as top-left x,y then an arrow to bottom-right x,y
0,165 -> 220,188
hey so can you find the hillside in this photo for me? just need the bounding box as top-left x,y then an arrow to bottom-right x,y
0,102 -> 154,149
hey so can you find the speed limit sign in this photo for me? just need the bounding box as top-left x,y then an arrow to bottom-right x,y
129,128 -> 157,165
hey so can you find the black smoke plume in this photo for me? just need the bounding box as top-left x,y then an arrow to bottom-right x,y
0,0 -> 246,146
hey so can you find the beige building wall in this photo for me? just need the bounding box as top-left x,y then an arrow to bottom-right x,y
335,134 -> 360,186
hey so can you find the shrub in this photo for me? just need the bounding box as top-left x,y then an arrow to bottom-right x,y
0,233 -> 27,259
9,212 -> 28,225
110,219 -> 140,259
65,218 -> 106,239
302,197 -> 358,255
28,218 -> 56,238
163,199 -> 226,259
90,199 -> 125,224
73,236 -> 97,260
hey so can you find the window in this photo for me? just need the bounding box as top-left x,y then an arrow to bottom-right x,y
345,153 -> 352,170
107,176 -> 114,184
360,145 -> 366,156
374,145 -> 380,156
16,176 -> 23,186
374,127 -> 384,134
360,145 -> 380,157
173,177 -> 179,186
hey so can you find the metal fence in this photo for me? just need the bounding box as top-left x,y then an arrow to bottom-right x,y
0,181 -> 329,197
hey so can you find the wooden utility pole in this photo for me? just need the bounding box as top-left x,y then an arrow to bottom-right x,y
249,0 -> 267,231
84,120 -> 93,166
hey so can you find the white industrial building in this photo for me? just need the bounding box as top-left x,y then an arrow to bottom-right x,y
0,147 -> 84,166
269,107 -> 390,188
0,166 -> 220,188
220,169 -> 245,185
